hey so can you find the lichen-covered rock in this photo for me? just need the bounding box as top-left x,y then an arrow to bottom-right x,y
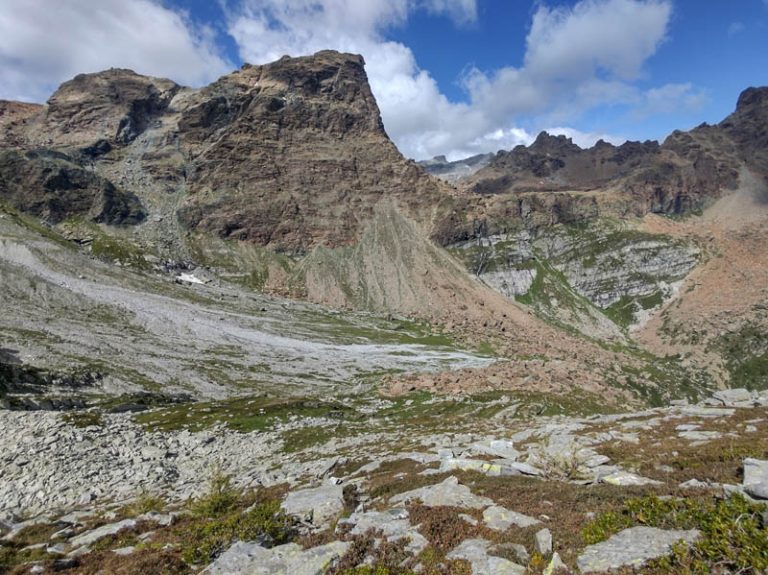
576,526 -> 699,573
446,539 -> 525,575
482,505 -> 540,531
390,476 -> 493,509
203,540 -> 349,575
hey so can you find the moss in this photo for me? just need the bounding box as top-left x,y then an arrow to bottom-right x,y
90,234 -> 150,269
62,410 -> 103,428
135,396 -> 353,433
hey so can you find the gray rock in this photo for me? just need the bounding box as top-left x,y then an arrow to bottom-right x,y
446,539 -> 525,575
483,505 -> 541,531
281,484 -> 344,527
204,540 -> 350,575
68,518 -> 137,548
390,476 -> 493,509
712,388 -> 755,407
439,457 -> 518,476
678,430 -> 722,442
534,527 -> 552,555
576,526 -> 699,573
743,458 -> 768,499
543,552 -> 565,575
338,508 -> 428,554
508,461 -> 544,476
599,471 -> 662,487
471,440 -> 521,461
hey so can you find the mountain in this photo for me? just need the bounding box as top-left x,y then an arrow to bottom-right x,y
2,50 -> 768,575
417,152 -> 493,182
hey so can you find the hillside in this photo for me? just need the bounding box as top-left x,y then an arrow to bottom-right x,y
1,50 -> 768,575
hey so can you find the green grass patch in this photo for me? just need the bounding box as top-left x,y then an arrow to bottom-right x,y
583,494 -> 768,574
134,396 -> 352,433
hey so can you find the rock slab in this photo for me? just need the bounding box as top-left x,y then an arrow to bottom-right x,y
576,526 -> 699,573
445,539 -> 525,575
204,540 -> 349,575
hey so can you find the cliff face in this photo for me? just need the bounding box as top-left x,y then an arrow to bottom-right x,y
174,51 -> 459,253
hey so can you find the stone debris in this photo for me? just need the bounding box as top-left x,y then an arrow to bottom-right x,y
390,476 -> 494,509
743,458 -> 768,499
576,526 -> 700,573
280,484 -> 344,527
204,540 -> 350,575
483,505 -> 541,530
445,538 -> 526,575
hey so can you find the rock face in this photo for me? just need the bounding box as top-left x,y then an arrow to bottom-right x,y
175,51 -> 458,252
0,149 -> 145,224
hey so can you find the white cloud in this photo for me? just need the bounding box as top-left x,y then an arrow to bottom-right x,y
0,0 -> 232,102
228,0 -> 677,159
629,83 -> 708,120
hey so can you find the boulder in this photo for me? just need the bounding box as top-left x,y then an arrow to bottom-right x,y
204,540 -> 349,575
281,484 -> 344,527
446,539 -> 525,575
482,505 -> 541,531
390,476 -> 493,509
743,458 -> 768,499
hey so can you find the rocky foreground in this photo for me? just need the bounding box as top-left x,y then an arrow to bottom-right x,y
1,388 -> 767,574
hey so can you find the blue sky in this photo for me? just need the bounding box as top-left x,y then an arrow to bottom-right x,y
1,0 -> 766,159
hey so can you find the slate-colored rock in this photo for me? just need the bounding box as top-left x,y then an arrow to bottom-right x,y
599,470 -> 662,487
576,526 -> 699,573
446,539 -> 525,575
439,457 -> 519,476
68,518 -> 137,548
534,527 -> 552,555
743,458 -> 768,499
338,508 -> 428,554
204,540 -> 349,575
281,484 -> 344,527
390,476 -> 494,509
482,505 -> 541,531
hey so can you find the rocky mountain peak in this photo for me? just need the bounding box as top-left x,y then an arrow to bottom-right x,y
529,131 -> 582,155
39,68 -> 180,147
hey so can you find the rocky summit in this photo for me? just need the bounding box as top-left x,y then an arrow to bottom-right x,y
1,50 -> 768,575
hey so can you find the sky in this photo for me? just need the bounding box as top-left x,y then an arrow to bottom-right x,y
0,1 -> 766,160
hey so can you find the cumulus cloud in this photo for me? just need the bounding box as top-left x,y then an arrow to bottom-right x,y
228,0 -> 677,160
0,0 -> 232,102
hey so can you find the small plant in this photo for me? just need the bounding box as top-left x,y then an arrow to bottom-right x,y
63,410 -> 103,428
123,490 -> 166,516
189,469 -> 240,518
529,443 -> 591,481
181,500 -> 294,564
